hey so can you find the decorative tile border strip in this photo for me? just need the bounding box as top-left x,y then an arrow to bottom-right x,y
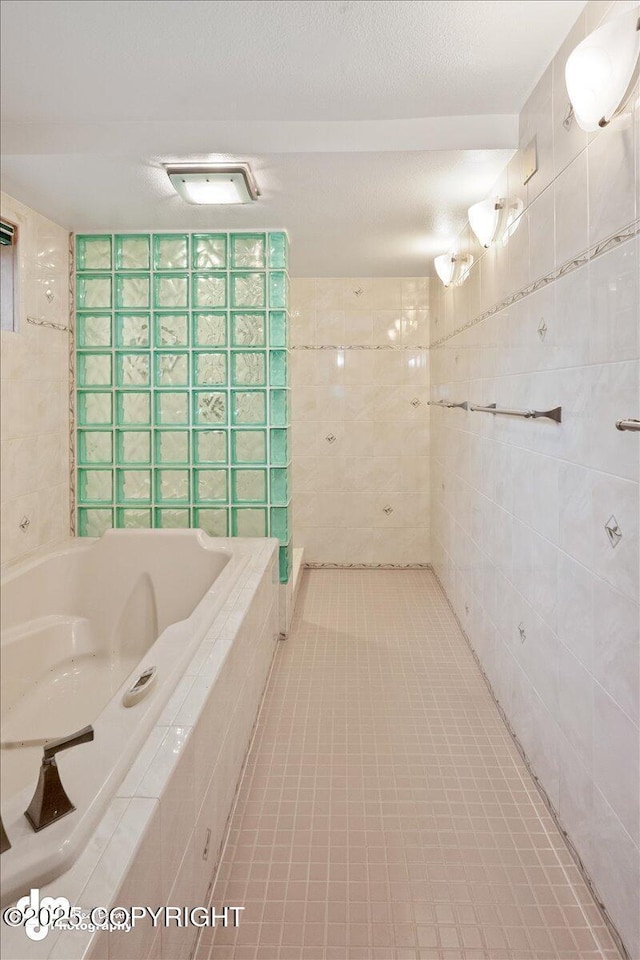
26,316 -> 68,332
68,232 -> 77,536
430,219 -> 640,349
304,561 -> 431,569
429,565 -> 631,960
291,344 -> 430,350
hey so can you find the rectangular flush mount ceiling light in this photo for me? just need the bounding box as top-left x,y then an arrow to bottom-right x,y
165,163 -> 260,204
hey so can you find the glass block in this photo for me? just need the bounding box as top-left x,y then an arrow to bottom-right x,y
193,273 -> 226,308
232,390 -> 266,425
78,468 -> 113,503
78,353 -> 112,387
78,508 -> 113,538
115,235 -> 150,270
268,232 -> 287,270
155,313 -> 189,348
231,272 -> 265,308
232,468 -> 267,503
194,429 -> 227,464
77,275 -> 112,309
195,508 -> 228,537
279,542 -> 291,583
156,469 -> 190,502
78,430 -> 113,465
195,469 -> 228,503
78,391 -> 112,426
117,468 -> 151,502
269,350 -> 287,387
231,233 -> 266,269
116,312 -> 150,347
77,312 -> 112,348
270,389 -> 288,426
155,508 -> 190,528
269,311 -> 287,348
269,428 -> 288,465
76,235 -> 112,271
155,352 -> 188,387
232,351 -> 266,386
116,508 -> 152,528
269,271 -> 288,309
155,391 -> 189,425
116,430 -> 151,465
155,430 -> 189,464
193,311 -> 226,347
194,351 -> 226,386
192,234 -> 227,269
115,274 -> 150,309
270,507 -> 289,543
232,507 -> 267,538
116,391 -> 151,426
231,311 -> 266,346
154,273 -> 189,309
154,234 -> 188,270
194,391 -> 226,425
232,429 -> 266,464
270,467 -> 289,504
116,352 -> 150,387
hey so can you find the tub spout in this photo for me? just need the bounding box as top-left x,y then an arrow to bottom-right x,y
24,725 -> 94,832
0,815 -> 10,853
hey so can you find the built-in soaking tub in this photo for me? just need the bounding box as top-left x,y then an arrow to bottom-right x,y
0,529 -> 260,909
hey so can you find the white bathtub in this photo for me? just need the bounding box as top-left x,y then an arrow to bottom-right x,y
0,529 -> 254,909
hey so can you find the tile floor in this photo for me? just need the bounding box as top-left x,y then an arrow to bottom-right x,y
196,570 -> 621,960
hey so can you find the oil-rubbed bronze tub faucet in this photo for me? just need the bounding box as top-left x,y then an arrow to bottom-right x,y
24,725 -> 94,832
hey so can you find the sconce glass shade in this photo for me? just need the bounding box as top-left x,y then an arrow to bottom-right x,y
565,7 -> 640,132
468,199 -> 506,248
434,254 -> 455,286
433,253 -> 473,287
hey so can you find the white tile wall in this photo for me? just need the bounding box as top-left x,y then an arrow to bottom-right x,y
0,192 -> 70,569
290,277 -> 431,564
429,3 -> 640,954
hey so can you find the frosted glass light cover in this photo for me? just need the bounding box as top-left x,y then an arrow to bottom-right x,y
434,254 -> 455,287
565,8 -> 640,132
468,198 -> 505,248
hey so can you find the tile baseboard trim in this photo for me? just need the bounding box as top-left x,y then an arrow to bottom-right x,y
430,565 -> 631,960
430,219 -> 640,350
303,561 -> 432,569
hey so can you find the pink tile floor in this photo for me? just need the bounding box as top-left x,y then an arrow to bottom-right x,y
196,570 -> 621,960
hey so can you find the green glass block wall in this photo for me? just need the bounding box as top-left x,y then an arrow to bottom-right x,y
75,231 -> 291,581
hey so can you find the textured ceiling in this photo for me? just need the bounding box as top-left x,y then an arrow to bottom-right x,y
0,0 -> 585,276
1,0 -> 584,123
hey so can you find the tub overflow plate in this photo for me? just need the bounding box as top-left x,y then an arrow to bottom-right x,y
122,666 -> 157,707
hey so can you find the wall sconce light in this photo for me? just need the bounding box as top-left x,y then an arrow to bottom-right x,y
468,197 -> 525,248
433,253 -> 474,287
165,162 -> 260,204
565,7 -> 640,132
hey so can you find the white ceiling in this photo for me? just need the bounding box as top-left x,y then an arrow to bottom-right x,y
1,0 -> 585,276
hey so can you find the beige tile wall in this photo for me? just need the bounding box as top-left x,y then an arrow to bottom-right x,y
0,192 -> 70,569
290,277 -> 430,564
429,2 -> 639,954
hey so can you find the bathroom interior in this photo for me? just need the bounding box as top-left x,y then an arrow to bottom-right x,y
0,1 -> 639,958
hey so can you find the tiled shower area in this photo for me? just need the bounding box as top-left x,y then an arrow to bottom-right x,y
196,570 -> 622,960
1,1 -> 639,959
